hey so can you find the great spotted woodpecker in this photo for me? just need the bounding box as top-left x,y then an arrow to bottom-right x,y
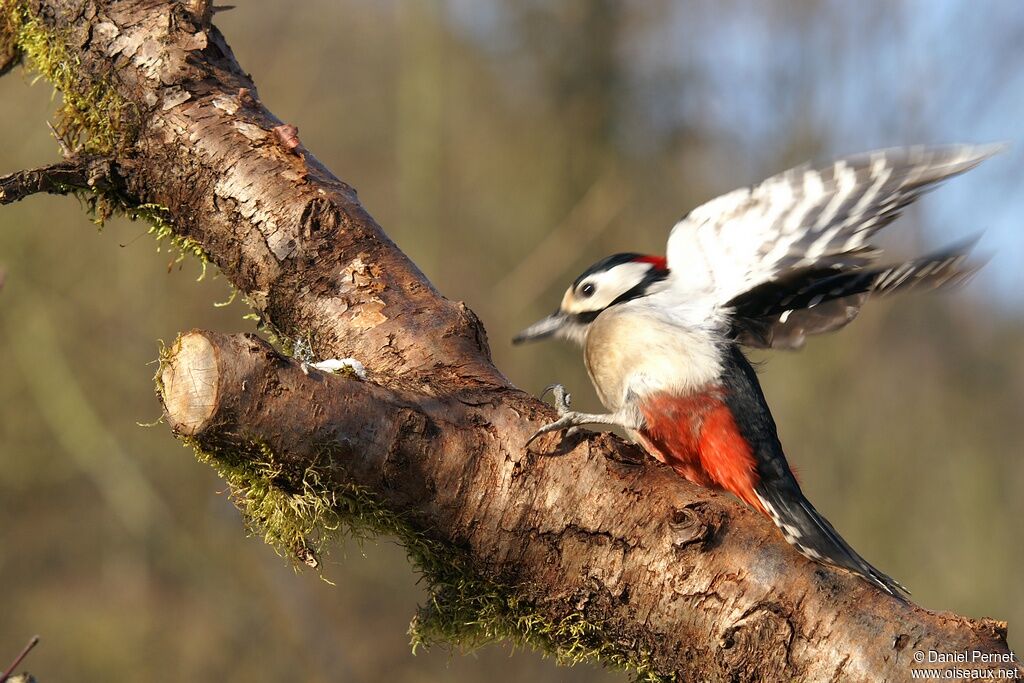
513,145 -> 998,595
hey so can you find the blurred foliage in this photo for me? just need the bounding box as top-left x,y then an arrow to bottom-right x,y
1,1 -> 1022,681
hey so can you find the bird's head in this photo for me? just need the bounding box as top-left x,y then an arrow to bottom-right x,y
512,253 -> 670,345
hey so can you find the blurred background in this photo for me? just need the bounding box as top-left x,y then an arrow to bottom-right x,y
2,0 -> 1023,680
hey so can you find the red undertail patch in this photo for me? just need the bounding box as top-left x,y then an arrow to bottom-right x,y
638,390 -> 766,514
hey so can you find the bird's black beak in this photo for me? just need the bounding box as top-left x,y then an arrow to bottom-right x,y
512,311 -> 568,345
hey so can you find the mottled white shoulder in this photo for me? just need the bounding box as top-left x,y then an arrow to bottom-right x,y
664,144 -> 1000,306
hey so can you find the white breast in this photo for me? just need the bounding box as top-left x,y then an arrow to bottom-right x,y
583,298 -> 725,411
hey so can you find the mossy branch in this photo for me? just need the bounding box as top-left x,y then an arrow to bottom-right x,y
155,330 -> 1021,682
0,158 -> 211,276
177,410 -> 668,682
157,330 -> 671,681
0,2 -> 209,272
3,0 -> 136,154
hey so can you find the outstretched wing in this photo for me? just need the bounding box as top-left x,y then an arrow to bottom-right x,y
729,238 -> 983,349
664,145 -> 998,348
666,145 -> 998,303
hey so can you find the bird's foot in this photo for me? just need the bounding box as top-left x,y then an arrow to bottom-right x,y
544,383 -> 574,416
526,383 -> 583,446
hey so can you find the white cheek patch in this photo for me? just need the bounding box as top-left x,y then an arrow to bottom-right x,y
564,262 -> 654,315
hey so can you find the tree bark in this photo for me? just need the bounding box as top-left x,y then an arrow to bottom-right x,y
0,156 -> 117,204
2,1 -> 1019,680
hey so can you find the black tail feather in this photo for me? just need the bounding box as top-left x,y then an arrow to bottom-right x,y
755,482 -> 909,597
722,346 -> 909,597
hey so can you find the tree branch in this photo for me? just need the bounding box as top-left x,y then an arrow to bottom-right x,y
2,1 -> 1019,680
158,329 -> 1020,681
0,156 -> 117,205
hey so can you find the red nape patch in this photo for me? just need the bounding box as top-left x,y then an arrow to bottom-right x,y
633,254 -> 668,271
637,391 -> 766,515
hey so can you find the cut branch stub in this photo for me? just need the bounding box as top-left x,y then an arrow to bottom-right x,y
160,332 -> 221,436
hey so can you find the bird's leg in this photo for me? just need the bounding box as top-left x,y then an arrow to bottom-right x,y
526,384 -> 638,446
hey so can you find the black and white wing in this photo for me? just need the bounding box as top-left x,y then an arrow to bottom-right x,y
729,238 -> 983,349
664,145 -> 998,348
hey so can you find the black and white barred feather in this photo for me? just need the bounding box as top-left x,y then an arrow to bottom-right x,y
664,144 -> 998,348
728,237 -> 982,349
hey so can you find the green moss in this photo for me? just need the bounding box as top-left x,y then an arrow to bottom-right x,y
81,193 -> 213,280
186,439 -> 345,570
4,0 -> 136,154
213,287 -> 240,308
3,3 -> 214,279
242,307 -> 298,357
153,332 -> 669,679
170,423 -> 669,681
134,203 -> 211,280
408,561 -> 669,683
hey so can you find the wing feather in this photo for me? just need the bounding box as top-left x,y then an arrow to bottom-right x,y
729,238 -> 982,349
666,144 -> 1000,305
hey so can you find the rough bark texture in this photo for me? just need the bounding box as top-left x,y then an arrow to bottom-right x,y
2,1 -> 1020,681
0,156 -> 117,205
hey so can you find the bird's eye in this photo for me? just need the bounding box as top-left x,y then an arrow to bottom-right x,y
580,283 -> 596,297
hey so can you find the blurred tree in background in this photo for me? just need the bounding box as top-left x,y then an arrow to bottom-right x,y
1,1 -> 1022,680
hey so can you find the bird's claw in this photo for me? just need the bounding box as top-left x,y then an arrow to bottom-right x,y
540,383 -> 573,416
526,383 -> 579,447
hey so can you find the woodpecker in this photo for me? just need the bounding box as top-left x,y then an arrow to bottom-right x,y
513,145 -> 999,596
